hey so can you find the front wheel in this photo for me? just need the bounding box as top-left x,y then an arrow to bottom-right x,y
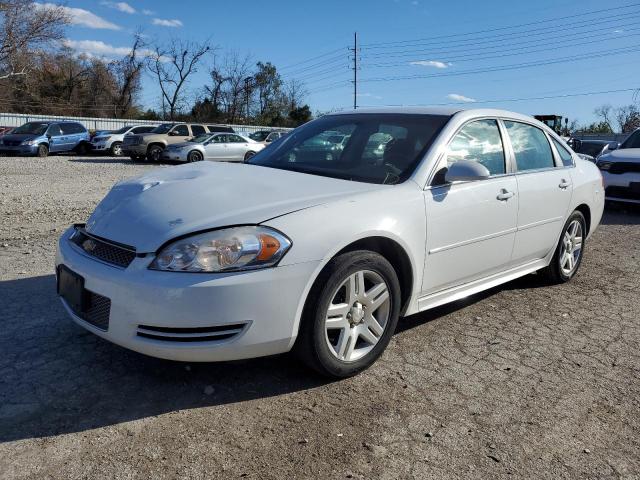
75,142 -> 88,155
110,142 -> 123,156
36,144 -> 49,157
540,210 -> 586,283
187,150 -> 203,162
294,250 -> 401,378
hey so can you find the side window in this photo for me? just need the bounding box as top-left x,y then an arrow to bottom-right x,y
445,119 -> 506,176
59,123 -> 73,134
504,121 -> 555,171
551,138 -> 574,167
212,134 -> 227,143
229,134 -> 245,143
172,125 -> 189,136
133,126 -> 152,134
47,124 -> 62,136
191,125 -> 206,136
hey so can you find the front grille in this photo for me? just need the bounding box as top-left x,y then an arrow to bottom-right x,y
71,228 -> 136,268
608,162 -> 640,174
605,186 -> 640,201
67,290 -> 111,331
136,323 -> 246,343
4,140 -> 21,146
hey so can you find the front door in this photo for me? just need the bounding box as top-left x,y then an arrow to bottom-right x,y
204,134 -> 229,160
226,134 -> 248,161
46,124 -> 64,152
503,121 -> 573,263
423,119 -> 519,294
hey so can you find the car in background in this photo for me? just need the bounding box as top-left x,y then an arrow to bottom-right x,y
570,139 -> 618,162
56,108 -> 603,377
596,128 -> 640,204
249,130 -> 288,145
206,125 -> 235,133
91,125 -> 155,156
161,132 -> 264,163
0,121 -> 90,157
0,127 -> 14,136
122,123 -> 231,162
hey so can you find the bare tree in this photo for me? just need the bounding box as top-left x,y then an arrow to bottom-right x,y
593,104 -> 613,131
615,105 -> 640,133
0,0 -> 69,80
147,38 -> 212,120
109,33 -> 147,117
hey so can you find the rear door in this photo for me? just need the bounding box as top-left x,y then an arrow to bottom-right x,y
503,120 -> 573,264
423,118 -> 519,294
226,134 -> 249,161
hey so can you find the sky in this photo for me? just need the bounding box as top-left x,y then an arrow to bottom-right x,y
53,0 -> 640,126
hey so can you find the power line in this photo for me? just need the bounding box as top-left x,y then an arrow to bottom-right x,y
279,47 -> 346,71
360,1 -> 640,48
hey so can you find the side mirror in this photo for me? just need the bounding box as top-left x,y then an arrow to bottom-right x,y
445,160 -> 491,183
607,142 -> 619,151
168,130 -> 179,136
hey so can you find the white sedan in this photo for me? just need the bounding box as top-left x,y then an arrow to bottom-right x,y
161,133 -> 264,163
56,108 -> 604,377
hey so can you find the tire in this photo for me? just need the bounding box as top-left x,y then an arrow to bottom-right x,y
294,250 -> 401,378
187,150 -> 203,162
109,142 -> 123,157
540,210 -> 586,284
146,145 -> 163,162
244,151 -> 256,162
36,144 -> 49,157
75,142 -> 88,155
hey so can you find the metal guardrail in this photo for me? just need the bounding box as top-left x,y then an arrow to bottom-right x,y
0,112 -> 291,134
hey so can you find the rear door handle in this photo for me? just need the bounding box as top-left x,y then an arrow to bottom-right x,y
559,179 -> 572,189
497,189 -> 515,201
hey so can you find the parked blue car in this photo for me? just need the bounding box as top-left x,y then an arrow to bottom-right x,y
0,121 -> 90,157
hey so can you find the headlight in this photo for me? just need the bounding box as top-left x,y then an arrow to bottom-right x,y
21,139 -> 36,145
149,226 -> 291,272
597,161 -> 612,171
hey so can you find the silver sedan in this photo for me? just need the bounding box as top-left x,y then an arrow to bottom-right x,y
161,133 -> 265,163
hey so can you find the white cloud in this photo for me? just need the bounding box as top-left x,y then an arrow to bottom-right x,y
142,9 -> 155,16
34,3 -> 121,30
357,92 -> 383,100
101,2 -> 136,14
409,60 -> 451,69
152,18 -> 183,27
62,39 -> 158,59
447,93 -> 476,103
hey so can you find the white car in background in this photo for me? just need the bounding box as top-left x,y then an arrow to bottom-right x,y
91,125 -> 155,156
56,108 -> 604,378
161,132 -> 264,163
596,128 -> 640,203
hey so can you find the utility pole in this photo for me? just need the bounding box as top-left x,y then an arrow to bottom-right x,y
244,77 -> 252,121
350,32 -> 358,110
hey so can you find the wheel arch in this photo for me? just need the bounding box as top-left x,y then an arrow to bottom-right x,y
146,142 -> 166,152
573,203 -> 591,236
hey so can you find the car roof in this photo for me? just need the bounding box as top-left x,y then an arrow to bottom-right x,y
330,106 -> 541,122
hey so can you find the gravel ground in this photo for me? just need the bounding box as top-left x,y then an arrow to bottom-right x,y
1,155 -> 639,480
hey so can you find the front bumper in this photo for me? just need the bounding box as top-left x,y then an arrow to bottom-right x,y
0,144 -> 38,155
90,140 -> 112,152
55,227 -> 319,362
602,171 -> 640,204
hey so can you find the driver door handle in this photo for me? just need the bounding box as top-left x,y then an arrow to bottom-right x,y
559,179 -> 572,189
497,189 -> 515,201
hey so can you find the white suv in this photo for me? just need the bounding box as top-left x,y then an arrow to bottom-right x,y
91,125 -> 155,156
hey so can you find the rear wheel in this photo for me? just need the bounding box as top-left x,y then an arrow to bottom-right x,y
540,210 -> 586,284
146,145 -> 163,162
294,250 -> 401,378
244,151 -> 256,162
187,150 -> 203,162
36,144 -> 49,157
110,142 -> 123,156
75,142 -> 88,155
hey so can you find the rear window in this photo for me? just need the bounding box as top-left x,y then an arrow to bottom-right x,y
551,138 -> 574,167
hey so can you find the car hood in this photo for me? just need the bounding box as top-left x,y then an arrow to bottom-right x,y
1,133 -> 39,141
85,162 -> 379,252
600,148 -> 640,162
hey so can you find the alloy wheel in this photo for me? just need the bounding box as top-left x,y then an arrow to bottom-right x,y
324,270 -> 391,362
560,219 -> 583,276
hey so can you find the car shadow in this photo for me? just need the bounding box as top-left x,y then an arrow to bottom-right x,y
68,157 -> 181,166
600,202 -> 640,225
0,274 -> 332,443
1,269 -> 553,443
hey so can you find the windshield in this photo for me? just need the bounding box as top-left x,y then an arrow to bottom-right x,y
188,134 -> 212,143
249,131 -> 270,141
113,126 -> 132,134
13,122 -> 49,135
247,114 -> 450,184
620,130 -> 640,149
150,123 -> 173,134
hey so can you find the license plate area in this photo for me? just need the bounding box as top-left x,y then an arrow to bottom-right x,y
57,265 -> 86,314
